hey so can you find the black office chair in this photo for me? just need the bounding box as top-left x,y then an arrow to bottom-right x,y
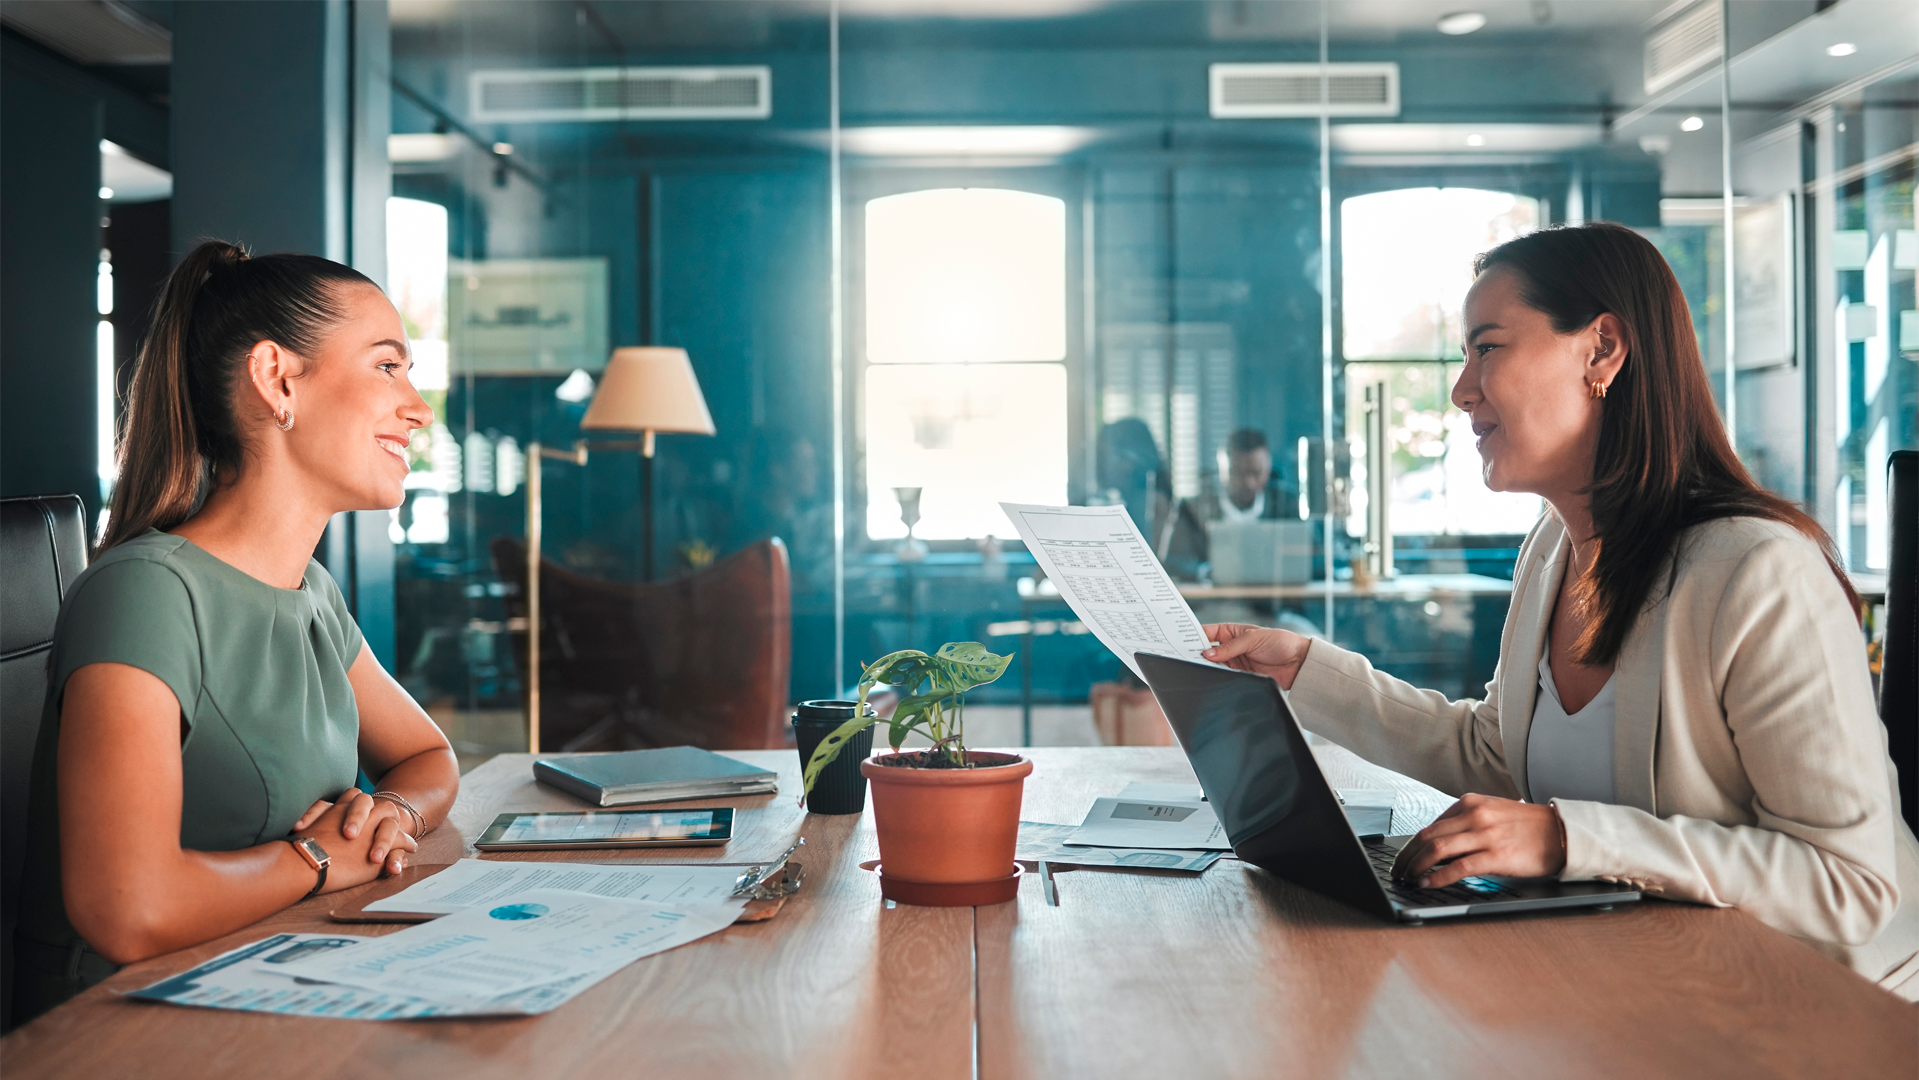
0,495 -> 88,1033
1883,451 -> 1916,834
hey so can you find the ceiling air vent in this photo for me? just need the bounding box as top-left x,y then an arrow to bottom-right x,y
470,66 -> 771,123
1209,63 -> 1400,119
1644,3 -> 1722,95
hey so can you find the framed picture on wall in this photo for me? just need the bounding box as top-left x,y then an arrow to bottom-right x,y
1733,195 -> 1794,370
448,257 -> 609,374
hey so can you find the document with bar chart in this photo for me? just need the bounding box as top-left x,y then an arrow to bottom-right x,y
1000,502 -> 1219,678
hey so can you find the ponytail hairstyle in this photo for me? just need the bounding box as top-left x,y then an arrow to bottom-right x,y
103,240 -> 376,552
1473,222 -> 1856,666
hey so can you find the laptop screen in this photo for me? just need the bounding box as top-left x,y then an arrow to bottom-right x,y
1135,655 -> 1305,847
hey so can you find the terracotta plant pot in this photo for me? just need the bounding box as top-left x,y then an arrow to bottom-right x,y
861,751 -> 1033,884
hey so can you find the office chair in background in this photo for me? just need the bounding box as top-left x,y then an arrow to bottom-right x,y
1883,451 -> 1916,834
0,495 -> 89,1033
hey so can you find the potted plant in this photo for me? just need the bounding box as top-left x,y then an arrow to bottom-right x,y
801,642 -> 1031,903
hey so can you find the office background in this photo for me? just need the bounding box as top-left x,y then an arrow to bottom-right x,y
2,0 -> 1912,764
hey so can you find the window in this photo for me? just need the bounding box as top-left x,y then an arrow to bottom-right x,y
1341,187 -> 1544,537
387,197 -> 454,545
863,188 -> 1069,539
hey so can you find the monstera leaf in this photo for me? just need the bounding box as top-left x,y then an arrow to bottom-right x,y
935,641 -> 1013,692
799,640 -> 1015,802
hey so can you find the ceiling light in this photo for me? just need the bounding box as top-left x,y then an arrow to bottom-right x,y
1680,115 -> 1705,132
838,126 -> 1097,158
388,133 -> 459,163
98,186 -> 114,200
1826,42 -> 1857,57
1465,133 -> 1486,147
1436,11 -> 1488,35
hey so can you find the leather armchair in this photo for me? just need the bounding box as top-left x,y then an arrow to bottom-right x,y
0,495 -> 88,1032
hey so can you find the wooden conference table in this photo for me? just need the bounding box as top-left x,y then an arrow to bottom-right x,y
4,747 -> 1912,1079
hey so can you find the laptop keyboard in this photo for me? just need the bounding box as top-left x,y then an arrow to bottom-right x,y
1362,839 -> 1519,908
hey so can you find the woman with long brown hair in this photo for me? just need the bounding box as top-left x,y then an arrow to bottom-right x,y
13,241 -> 460,1021
1207,222 -> 1919,998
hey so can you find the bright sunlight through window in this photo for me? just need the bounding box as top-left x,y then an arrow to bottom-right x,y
864,188 -> 1069,539
1342,188 -> 1543,535
1342,188 -> 1536,361
866,189 -> 1066,364
387,197 -> 450,392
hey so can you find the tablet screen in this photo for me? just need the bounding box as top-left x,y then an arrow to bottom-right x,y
477,809 -> 734,848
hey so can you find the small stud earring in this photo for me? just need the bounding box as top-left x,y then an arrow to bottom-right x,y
1587,379 -> 1607,400
275,410 -> 295,431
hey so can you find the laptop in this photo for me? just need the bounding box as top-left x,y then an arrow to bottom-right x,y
1135,652 -> 1641,922
1207,520 -> 1313,586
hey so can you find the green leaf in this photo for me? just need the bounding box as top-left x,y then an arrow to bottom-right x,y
934,641 -> 1013,693
859,649 -> 933,690
800,713 -> 881,801
888,700 -> 927,751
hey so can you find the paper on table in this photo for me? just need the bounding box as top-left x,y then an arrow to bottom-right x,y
999,502 -> 1218,678
1113,780 -> 1397,836
1017,821 -> 1223,872
363,859 -> 750,915
276,888 -> 739,1009
1117,781 -> 1206,803
1067,796 -> 1231,851
1113,782 -> 1397,840
126,933 -> 615,1018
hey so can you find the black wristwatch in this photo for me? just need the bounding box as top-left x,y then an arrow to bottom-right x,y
286,836 -> 330,900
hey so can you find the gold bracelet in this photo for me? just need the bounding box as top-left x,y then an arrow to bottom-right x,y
370,791 -> 426,838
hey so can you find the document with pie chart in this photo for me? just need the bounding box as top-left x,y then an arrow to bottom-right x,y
1000,502 -> 1219,678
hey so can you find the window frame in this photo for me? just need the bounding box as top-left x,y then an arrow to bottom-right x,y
843,164 -> 1090,549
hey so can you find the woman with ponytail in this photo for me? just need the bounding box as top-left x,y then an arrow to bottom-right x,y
1205,222 -> 1919,998
13,240 -> 459,1020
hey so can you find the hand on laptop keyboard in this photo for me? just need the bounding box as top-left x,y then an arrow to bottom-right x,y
1388,793 -> 1568,889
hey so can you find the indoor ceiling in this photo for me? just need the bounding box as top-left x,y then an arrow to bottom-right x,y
387,0 -> 1687,58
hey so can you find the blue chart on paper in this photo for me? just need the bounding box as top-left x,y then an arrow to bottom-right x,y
488,903 -> 550,921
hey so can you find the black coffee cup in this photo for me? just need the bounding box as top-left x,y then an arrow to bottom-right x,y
793,699 -> 876,815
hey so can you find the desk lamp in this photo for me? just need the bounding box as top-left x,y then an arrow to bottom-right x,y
523,346 -> 715,751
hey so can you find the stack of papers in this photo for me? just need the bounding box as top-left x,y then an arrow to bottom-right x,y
362,859 -> 753,915
1063,782 -> 1399,851
1066,783 -> 1231,851
130,889 -> 743,1018
1017,822 -> 1224,873
1335,789 -> 1396,836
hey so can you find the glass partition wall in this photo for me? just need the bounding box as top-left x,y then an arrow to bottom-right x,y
385,1 -> 1910,764
387,1 -> 832,764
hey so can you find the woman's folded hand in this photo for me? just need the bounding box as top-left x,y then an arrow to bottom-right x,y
292,790 -> 419,892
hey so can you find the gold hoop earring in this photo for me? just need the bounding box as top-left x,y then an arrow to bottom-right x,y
1587,379 -> 1607,400
275,410 -> 295,431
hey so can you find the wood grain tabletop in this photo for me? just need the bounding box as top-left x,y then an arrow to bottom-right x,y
3,745 -> 1911,1079
0,750 -> 974,1080
981,746 -> 1918,1080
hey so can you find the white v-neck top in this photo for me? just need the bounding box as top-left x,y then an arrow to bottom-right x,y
1527,641 -> 1618,805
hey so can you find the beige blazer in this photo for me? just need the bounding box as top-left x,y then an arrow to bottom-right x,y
1287,512 -> 1919,999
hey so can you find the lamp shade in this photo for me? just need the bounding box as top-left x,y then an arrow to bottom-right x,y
580,347 -> 716,435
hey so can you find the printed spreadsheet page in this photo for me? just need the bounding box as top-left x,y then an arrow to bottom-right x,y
1000,502 -> 1219,678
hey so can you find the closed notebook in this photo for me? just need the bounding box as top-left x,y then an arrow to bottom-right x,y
533,746 -> 779,807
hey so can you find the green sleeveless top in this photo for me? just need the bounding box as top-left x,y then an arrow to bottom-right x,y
13,530 -> 364,1017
